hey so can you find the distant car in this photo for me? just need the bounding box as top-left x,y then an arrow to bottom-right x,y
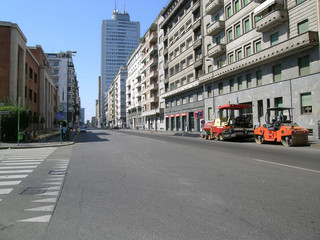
80,127 -> 87,133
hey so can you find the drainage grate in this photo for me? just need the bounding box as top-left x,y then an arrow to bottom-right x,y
21,187 -> 48,195
48,169 -> 67,175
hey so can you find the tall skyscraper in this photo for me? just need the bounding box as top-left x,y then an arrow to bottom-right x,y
100,9 -> 140,123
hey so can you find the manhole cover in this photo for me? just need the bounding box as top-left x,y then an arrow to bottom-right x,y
49,169 -> 67,175
21,187 -> 48,195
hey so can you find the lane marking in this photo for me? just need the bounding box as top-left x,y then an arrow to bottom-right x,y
0,162 -> 42,165
0,188 -> 13,194
0,170 -> 33,174
25,205 -> 55,212
17,214 -> 52,223
0,181 -> 21,186
31,198 -> 57,203
0,175 -> 28,179
1,160 -> 44,163
253,159 -> 320,174
0,166 -> 38,169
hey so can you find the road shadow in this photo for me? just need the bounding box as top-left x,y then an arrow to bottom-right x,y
75,131 -> 109,143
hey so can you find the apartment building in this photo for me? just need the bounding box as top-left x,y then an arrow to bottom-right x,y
100,10 -> 140,124
47,52 -> 80,128
29,45 -> 57,129
141,22 -> 161,130
160,0 -> 205,132
126,44 -> 143,129
0,22 -> 27,105
199,0 -> 320,137
0,22 -> 57,130
156,0 -> 319,138
105,66 -> 128,128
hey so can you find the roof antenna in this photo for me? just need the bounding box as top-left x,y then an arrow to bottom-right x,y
123,0 -> 126,13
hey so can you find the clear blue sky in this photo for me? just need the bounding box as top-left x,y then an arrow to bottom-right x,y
0,0 -> 169,122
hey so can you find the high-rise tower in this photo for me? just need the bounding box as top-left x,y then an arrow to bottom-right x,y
100,8 -> 140,123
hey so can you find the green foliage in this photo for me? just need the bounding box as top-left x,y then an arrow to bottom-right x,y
0,106 -> 30,142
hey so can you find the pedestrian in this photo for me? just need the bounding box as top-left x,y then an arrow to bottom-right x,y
62,126 -> 67,140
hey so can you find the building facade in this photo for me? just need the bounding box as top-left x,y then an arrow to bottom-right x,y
153,0 -> 320,138
105,66 -> 128,128
47,51 -> 80,128
126,44 -> 143,129
100,9 -> 140,124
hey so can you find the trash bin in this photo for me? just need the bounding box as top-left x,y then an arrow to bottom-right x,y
18,132 -> 23,141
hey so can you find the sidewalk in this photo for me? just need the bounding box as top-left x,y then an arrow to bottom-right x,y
0,131 -> 79,150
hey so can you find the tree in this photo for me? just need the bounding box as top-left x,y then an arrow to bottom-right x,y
0,106 -> 30,142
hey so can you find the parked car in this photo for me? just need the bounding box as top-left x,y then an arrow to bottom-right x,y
80,126 -> 87,133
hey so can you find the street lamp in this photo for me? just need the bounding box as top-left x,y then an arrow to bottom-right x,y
206,58 -> 215,121
66,51 -> 77,128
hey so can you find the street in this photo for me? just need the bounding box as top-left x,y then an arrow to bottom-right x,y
0,129 -> 319,240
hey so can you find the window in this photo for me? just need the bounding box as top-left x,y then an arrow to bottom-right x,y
273,64 -> 282,82
299,56 -> 310,76
217,59 -> 223,68
230,79 -> 235,92
216,36 -> 221,44
234,0 -> 240,12
245,45 -> 251,56
34,73 -> 38,83
244,19 -> 250,33
34,92 -> 37,103
243,0 -> 249,6
256,70 -> 262,86
237,49 -> 243,60
229,53 -> 234,63
208,64 -> 213,72
246,73 -> 252,88
29,68 -> 33,80
235,24 -> 241,38
274,97 -> 283,107
238,76 -> 243,90
301,92 -> 312,114
208,85 -> 213,97
170,83 -> 174,90
255,40 -> 261,52
207,44 -> 212,51
271,32 -> 279,46
297,0 -> 306,4
298,19 -> 309,34
29,89 -> 32,101
218,82 -> 224,95
226,5 -> 232,18
197,92 -> 203,101
228,29 -> 233,42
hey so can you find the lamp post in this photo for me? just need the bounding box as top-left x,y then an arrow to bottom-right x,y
66,51 -> 77,128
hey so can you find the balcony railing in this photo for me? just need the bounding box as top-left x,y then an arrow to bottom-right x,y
193,38 -> 202,49
193,18 -> 201,31
208,44 -> 226,58
207,21 -> 225,36
205,0 -> 223,15
199,31 -> 319,83
255,10 -> 288,32
194,58 -> 203,69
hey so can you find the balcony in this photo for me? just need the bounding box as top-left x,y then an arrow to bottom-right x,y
199,31 -> 319,83
193,18 -> 201,31
162,79 -> 200,99
142,83 -> 158,94
255,9 -> 288,32
205,0 -> 223,15
192,0 -> 200,12
193,38 -> 202,49
207,21 -> 225,36
208,44 -> 226,58
194,58 -> 203,69
141,96 -> 158,105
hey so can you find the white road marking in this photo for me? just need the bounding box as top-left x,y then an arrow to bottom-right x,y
0,188 -> 13,194
17,214 -> 52,223
1,160 -> 43,163
0,170 -> 33,174
0,181 -> 21,186
31,198 -> 57,203
253,158 -> 320,174
0,162 -> 42,165
25,205 -> 55,212
36,191 -> 59,196
0,166 -> 38,169
43,182 -> 62,185
0,175 -> 28,179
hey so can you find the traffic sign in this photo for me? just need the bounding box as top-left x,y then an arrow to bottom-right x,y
56,112 -> 66,120
0,111 -> 9,115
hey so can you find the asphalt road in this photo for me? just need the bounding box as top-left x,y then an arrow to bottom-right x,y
44,129 -> 319,240
1,129 -> 319,240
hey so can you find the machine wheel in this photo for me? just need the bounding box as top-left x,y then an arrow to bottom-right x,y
281,136 -> 292,147
218,134 -> 225,141
254,134 -> 265,144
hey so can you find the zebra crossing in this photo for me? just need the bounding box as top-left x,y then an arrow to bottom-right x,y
0,147 -> 70,224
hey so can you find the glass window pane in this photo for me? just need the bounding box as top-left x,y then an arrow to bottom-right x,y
299,56 -> 310,76
271,33 -> 279,46
298,20 -> 309,34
